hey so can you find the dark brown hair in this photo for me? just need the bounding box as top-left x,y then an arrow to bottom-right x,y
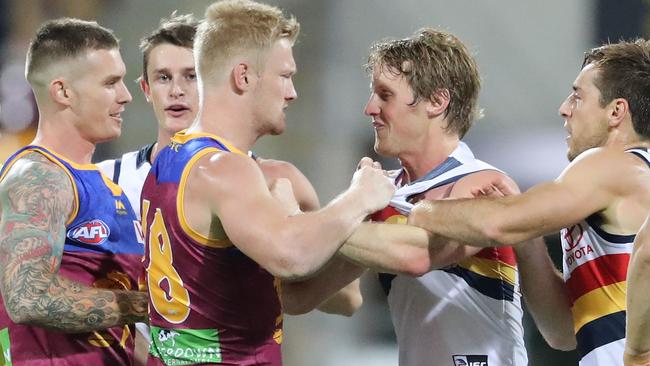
583,39 -> 650,139
140,12 -> 198,83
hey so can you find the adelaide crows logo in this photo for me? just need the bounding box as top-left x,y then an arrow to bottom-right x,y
67,219 -> 110,245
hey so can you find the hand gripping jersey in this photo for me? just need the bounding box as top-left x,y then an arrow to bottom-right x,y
374,142 -> 527,366
0,145 -> 144,365
562,147 -> 650,366
141,132 -> 283,366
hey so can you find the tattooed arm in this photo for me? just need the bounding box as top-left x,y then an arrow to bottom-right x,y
0,153 -> 147,333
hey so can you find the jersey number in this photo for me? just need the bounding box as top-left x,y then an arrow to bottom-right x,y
142,200 -> 191,324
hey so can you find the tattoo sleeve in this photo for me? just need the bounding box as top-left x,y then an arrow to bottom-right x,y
0,153 -> 147,332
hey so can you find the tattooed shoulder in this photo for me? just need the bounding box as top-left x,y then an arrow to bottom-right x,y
0,152 -> 75,268
0,152 -> 75,224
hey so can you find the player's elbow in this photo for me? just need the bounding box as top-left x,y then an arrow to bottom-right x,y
265,249 -> 315,281
267,260 -> 310,281
545,333 -> 577,351
333,291 -> 363,317
535,318 -> 577,351
3,291 -> 39,325
281,283 -> 362,316
4,302 -> 27,325
7,310 -> 36,326
267,231 -> 336,280
315,289 -> 363,317
399,252 -> 432,277
633,237 -> 650,268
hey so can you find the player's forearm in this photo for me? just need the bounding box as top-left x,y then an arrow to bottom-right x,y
316,277 -> 363,317
339,222 -> 433,276
625,236 -> 650,357
624,350 -> 650,366
271,190 -> 377,279
5,273 -> 148,332
0,229 -> 147,332
516,238 -> 576,350
409,197 -> 537,247
281,257 -> 366,315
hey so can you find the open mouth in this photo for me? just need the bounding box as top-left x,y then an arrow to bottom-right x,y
165,104 -> 190,117
109,112 -> 122,121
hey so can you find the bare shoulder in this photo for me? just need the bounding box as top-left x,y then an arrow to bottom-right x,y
566,146 -> 645,173
188,150 -> 268,206
451,169 -> 519,198
187,151 -> 261,187
561,147 -> 650,193
0,151 -> 74,235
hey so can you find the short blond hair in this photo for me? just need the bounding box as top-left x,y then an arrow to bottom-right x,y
367,28 -> 481,138
195,0 -> 299,84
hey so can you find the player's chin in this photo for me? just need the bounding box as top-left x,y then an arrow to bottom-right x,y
96,127 -> 122,143
270,122 -> 286,135
374,140 -> 394,158
165,118 -> 192,134
567,145 -> 583,162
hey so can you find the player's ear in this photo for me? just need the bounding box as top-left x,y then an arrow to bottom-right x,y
139,76 -> 151,103
49,78 -> 72,107
608,98 -> 628,128
232,63 -> 251,93
425,89 -> 450,118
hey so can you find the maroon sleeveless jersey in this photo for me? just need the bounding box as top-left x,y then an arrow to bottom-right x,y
0,146 -> 144,365
141,132 -> 283,365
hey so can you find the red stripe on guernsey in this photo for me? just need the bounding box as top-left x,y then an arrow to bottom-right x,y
371,206 -> 518,267
371,206 -> 402,222
372,206 -> 517,267
565,253 -> 630,305
474,247 -> 517,267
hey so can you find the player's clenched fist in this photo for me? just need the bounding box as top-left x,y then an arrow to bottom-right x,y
349,157 -> 395,214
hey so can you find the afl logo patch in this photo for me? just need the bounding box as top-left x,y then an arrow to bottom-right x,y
67,220 -> 110,245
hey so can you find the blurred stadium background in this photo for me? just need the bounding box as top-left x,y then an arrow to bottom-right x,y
1,0 -> 647,365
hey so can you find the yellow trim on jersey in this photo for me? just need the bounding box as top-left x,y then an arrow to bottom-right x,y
100,173 -> 123,196
171,130 -> 246,156
29,144 -> 121,198
457,256 -> 518,286
177,147 -> 234,248
38,146 -> 124,196
571,281 -> 626,333
0,148 -> 79,226
385,214 -> 407,224
35,144 -> 100,170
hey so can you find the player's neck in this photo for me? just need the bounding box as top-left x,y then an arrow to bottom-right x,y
190,115 -> 255,153
32,118 -> 95,164
606,126 -> 650,150
399,133 -> 459,183
191,90 -> 257,152
152,129 -> 178,162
